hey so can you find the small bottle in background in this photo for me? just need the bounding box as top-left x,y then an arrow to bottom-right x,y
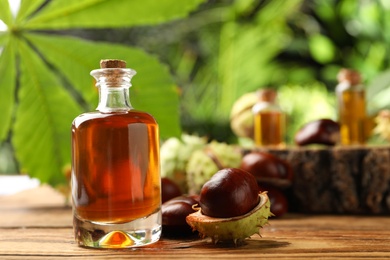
336,68 -> 366,145
252,88 -> 285,147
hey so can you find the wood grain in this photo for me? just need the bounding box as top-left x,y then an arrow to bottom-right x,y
1,186 -> 390,259
263,145 -> 390,214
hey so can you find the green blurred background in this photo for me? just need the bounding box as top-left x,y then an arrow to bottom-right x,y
88,0 -> 390,142
0,0 -> 390,187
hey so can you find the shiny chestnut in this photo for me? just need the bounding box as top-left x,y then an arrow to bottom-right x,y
294,119 -> 340,146
240,151 -> 293,187
161,177 -> 182,203
199,168 -> 259,218
259,184 -> 288,217
162,195 -> 199,237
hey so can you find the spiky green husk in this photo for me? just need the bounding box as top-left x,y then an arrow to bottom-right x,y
160,134 -> 207,193
186,141 -> 243,194
186,192 -> 272,244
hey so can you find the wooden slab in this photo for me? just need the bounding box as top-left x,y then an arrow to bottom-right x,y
260,145 -> 390,214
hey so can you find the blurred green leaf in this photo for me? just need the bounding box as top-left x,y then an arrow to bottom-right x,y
0,0 -> 12,26
26,33 -> 181,138
16,0 -> 47,23
314,0 -> 336,22
309,34 -> 336,64
366,42 -> 386,71
13,38 -> 83,185
0,142 -> 17,174
339,0 -> 357,18
218,0 -> 302,115
0,36 -> 16,143
366,69 -> 390,113
25,0 -> 205,29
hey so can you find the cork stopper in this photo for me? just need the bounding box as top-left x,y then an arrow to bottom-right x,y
100,59 -> 126,69
257,88 -> 277,103
337,68 -> 361,85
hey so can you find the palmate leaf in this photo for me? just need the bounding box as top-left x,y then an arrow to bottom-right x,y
12,37 -> 83,185
0,0 -> 201,185
24,0 -> 205,29
0,35 -> 16,142
16,0 -> 47,23
25,33 -> 181,139
0,33 -> 6,45
0,0 -> 12,26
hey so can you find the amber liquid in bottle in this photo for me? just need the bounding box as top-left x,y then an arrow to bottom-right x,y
72,112 -> 160,223
336,68 -> 366,145
254,111 -> 285,146
337,89 -> 366,145
71,60 -> 161,248
252,89 -> 285,147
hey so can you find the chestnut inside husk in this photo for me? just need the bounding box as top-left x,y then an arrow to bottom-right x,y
199,168 -> 260,218
186,168 -> 272,244
186,192 -> 272,244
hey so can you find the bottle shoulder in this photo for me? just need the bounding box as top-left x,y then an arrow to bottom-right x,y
252,101 -> 282,114
72,110 -> 157,128
336,82 -> 365,93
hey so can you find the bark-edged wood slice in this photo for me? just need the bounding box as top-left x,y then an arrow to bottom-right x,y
257,145 -> 390,214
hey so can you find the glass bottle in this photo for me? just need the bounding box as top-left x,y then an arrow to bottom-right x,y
252,88 -> 285,147
71,59 -> 161,248
336,68 -> 366,145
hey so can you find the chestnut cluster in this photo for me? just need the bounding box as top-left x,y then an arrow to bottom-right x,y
161,194 -> 200,237
160,167 -> 270,240
161,177 -> 198,237
160,151 -> 293,238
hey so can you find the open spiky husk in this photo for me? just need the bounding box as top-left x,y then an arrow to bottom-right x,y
186,192 -> 272,244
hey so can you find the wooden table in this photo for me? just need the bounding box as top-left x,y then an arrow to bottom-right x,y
1,185 -> 390,259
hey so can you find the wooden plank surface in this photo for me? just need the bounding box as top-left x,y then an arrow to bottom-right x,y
1,186 -> 390,259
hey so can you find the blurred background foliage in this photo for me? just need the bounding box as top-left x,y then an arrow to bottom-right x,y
2,0 -> 390,179
85,0 -> 390,142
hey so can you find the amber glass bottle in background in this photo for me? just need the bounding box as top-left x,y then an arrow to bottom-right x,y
71,59 -> 161,248
252,89 -> 285,147
336,68 -> 366,145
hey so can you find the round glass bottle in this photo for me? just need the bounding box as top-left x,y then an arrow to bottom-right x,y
71,60 -> 161,248
336,68 -> 366,145
252,88 -> 285,147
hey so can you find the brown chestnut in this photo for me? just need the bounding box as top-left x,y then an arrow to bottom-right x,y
294,119 -> 340,146
162,195 -> 199,237
163,195 -> 199,206
259,184 -> 288,217
161,177 -> 182,203
240,151 -> 293,188
199,168 -> 259,218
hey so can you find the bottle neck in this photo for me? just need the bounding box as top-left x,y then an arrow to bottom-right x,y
90,68 -> 136,113
97,86 -> 132,113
